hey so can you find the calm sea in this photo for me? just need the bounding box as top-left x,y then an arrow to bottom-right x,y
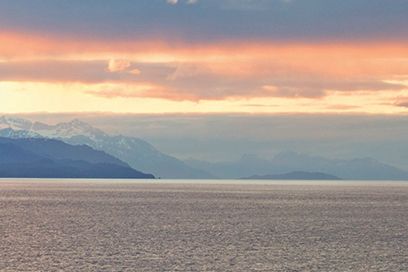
1,179 -> 407,271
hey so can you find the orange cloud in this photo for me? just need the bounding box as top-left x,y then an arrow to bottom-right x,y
0,30 -> 407,113
85,84 -> 201,101
1,31 -> 407,62
394,96 -> 408,108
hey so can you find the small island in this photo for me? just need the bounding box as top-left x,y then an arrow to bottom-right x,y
243,171 -> 341,180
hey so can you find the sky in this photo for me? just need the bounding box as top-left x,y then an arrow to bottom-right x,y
1,0 -> 408,167
0,0 -> 407,114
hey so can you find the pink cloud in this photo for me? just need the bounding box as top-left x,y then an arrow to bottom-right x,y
107,59 -> 131,73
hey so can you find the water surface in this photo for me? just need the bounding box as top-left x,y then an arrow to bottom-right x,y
0,179 -> 407,271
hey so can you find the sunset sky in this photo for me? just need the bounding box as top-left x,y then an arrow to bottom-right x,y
1,0 -> 407,114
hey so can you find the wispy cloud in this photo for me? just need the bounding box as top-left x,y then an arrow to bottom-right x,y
166,0 -> 199,5
395,97 -> 408,108
107,59 -> 131,73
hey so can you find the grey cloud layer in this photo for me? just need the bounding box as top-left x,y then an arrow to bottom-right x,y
0,0 -> 407,41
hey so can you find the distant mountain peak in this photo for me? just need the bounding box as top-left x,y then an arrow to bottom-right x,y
0,116 -> 33,131
0,116 -> 106,138
274,151 -> 314,160
33,119 -> 107,140
63,119 -> 95,129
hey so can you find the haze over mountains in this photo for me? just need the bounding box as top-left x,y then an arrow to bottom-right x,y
1,116 -> 408,180
185,153 -> 408,181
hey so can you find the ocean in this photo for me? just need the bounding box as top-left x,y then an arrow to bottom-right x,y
0,179 -> 407,271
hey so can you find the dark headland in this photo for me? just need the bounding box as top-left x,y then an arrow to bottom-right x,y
0,137 -> 154,179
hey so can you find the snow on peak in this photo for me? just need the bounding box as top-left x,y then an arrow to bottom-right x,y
0,128 -> 42,138
50,119 -> 106,139
0,116 -> 107,140
0,116 -> 33,131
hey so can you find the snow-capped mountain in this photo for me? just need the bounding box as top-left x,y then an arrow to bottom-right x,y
0,116 -> 213,179
0,116 -> 34,131
0,117 -> 105,139
0,127 -> 42,138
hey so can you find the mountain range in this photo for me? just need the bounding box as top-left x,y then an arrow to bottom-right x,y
0,116 -> 212,179
0,137 -> 154,179
1,116 -> 408,180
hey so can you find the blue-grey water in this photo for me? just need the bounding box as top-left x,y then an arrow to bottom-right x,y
1,179 -> 407,271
